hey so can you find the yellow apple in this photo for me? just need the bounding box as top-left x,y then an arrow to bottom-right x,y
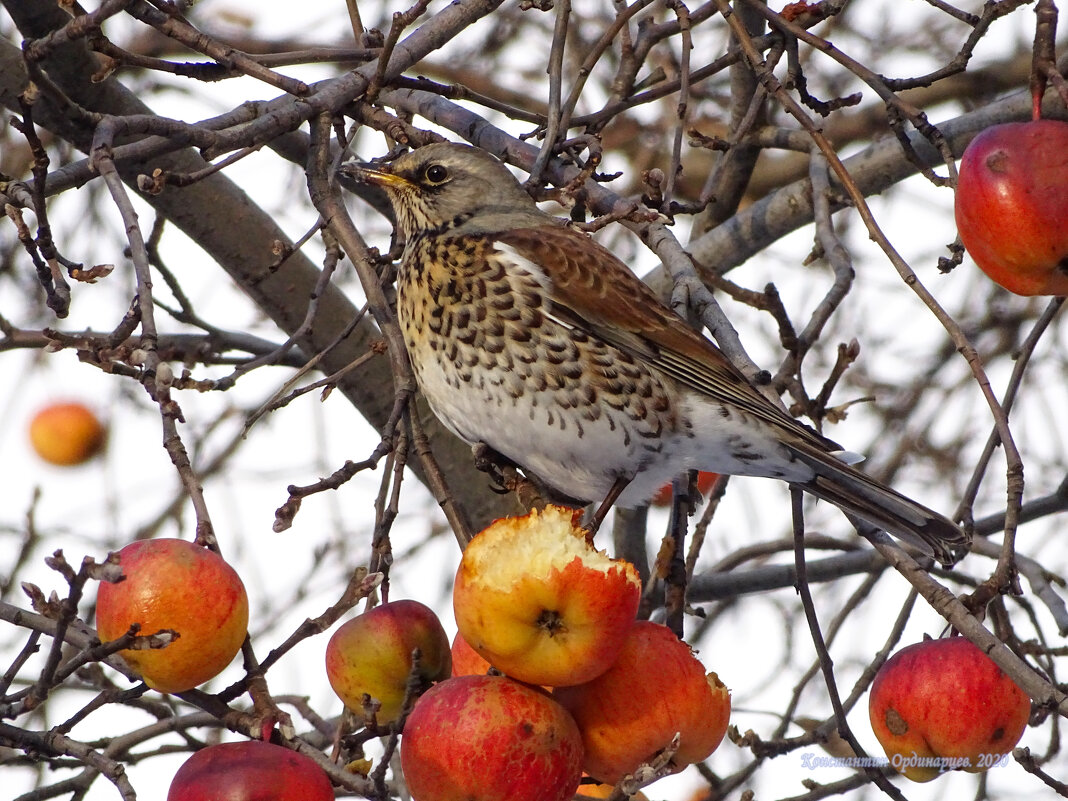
29,401 -> 106,466
325,599 -> 451,726
453,505 -> 641,687
574,781 -> 649,799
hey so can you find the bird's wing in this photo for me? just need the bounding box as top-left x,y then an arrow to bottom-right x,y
493,224 -> 841,452
492,224 -> 970,566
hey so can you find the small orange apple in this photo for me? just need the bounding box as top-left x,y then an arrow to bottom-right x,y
28,401 -> 106,466
574,781 -> 649,800
554,621 -> 731,784
869,636 -> 1030,782
450,631 -> 492,677
453,505 -> 641,687
167,740 -> 334,801
325,599 -> 451,726
401,674 -> 583,801
955,119 -> 1068,296
96,539 -> 249,693
650,472 -> 720,507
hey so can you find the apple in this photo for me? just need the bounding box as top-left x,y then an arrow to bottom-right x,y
553,621 -> 731,784
954,119 -> 1068,296
574,781 -> 649,800
401,674 -> 583,801
325,599 -> 451,726
167,740 -> 333,801
28,401 -> 106,466
650,472 -> 720,507
450,631 -> 492,677
453,505 -> 640,687
96,538 -> 249,693
869,636 -> 1030,782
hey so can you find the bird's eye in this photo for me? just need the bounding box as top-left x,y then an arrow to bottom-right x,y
423,164 -> 449,185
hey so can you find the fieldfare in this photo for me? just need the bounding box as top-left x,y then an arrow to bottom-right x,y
342,143 -> 970,566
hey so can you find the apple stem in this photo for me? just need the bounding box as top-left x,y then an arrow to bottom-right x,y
1030,0 -> 1058,120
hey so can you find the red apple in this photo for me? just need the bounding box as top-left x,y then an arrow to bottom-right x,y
650,472 -> 720,507
325,599 -> 451,726
29,401 -> 106,466
167,740 -> 333,801
453,506 -> 640,687
955,119 -> 1068,296
96,539 -> 249,694
869,636 -> 1031,782
450,631 -> 492,677
553,621 -> 731,784
401,674 -> 583,801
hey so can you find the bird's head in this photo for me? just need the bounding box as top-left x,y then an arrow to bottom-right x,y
341,143 -> 538,239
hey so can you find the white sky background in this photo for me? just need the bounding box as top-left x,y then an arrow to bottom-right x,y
2,1 -> 1067,799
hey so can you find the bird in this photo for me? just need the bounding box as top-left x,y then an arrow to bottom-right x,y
341,142 -> 971,566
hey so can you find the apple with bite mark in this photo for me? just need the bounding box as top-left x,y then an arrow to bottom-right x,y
453,505 -> 640,687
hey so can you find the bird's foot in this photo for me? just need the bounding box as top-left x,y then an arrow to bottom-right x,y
471,443 -> 586,513
471,442 -> 516,494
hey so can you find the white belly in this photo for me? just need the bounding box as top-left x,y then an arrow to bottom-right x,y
415,356 -> 816,507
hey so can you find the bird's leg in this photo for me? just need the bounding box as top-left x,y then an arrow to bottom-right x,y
586,476 -> 632,537
471,443 -> 552,510
471,442 -> 515,494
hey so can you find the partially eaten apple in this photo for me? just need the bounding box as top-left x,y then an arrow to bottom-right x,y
453,505 -> 640,687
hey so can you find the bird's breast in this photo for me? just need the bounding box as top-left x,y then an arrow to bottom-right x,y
394,235 -> 692,499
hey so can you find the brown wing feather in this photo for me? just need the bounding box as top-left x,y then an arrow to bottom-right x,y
491,223 -> 970,566
495,224 -> 842,452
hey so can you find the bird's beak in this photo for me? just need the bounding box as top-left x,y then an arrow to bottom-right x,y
338,161 -> 413,191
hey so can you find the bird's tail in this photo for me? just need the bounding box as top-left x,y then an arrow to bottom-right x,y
788,445 -> 971,567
